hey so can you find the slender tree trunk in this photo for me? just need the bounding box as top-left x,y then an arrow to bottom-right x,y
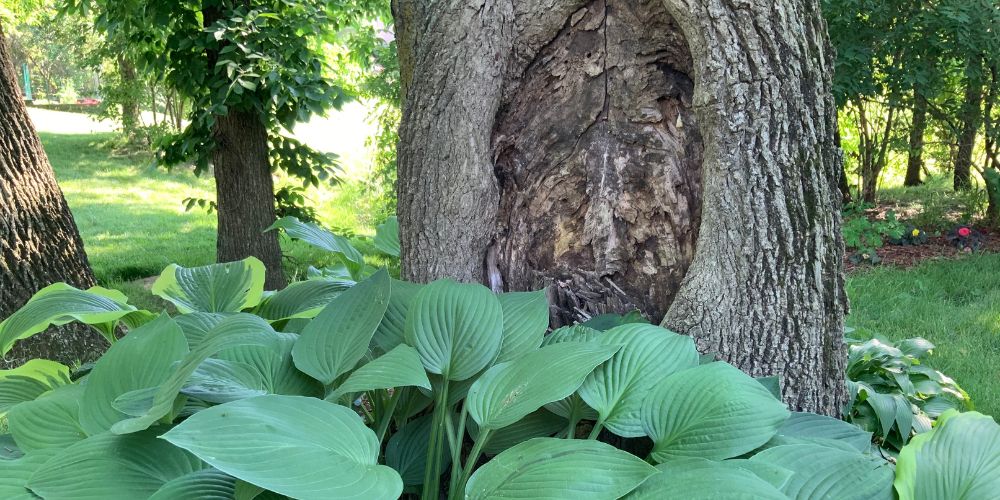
116,55 -> 141,136
955,62 -> 983,191
905,92 -> 927,187
0,22 -> 108,368
396,0 -> 847,415
211,111 -> 286,289
835,129 -> 852,203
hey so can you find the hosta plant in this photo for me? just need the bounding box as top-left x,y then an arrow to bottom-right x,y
0,226 -> 996,499
845,333 -> 973,453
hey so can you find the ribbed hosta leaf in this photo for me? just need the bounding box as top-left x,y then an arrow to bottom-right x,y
267,217 -> 365,278
217,331 -> 323,397
578,323 -> 700,437
623,457 -> 790,499
182,358 -> 267,404
0,284 -> 138,354
373,216 -> 400,257
112,314 -> 276,434
163,395 -> 402,500
404,280 -> 503,381
751,443 -> 893,499
468,409 -> 567,455
173,312 -> 230,348
27,429 -> 204,500
495,290 -> 549,363
541,325 -> 601,421
255,278 -> 354,321
151,258 -> 266,313
642,362 -> 789,462
292,270 -> 390,385
329,345 -> 430,400
0,449 -> 57,499
79,315 -> 189,435
372,279 -> 423,352
467,342 -> 619,430
0,359 -> 71,414
0,434 -> 23,460
8,384 -> 86,452
895,410 -> 1000,500
385,414 -> 450,486
772,411 -> 873,452
465,438 -> 656,500
149,469 -> 236,500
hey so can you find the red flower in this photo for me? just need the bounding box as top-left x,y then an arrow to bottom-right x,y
958,227 -> 972,237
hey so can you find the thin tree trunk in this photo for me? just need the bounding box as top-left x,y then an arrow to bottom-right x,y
0,22 -> 107,368
396,0 -> 847,415
955,61 -> 983,191
211,110 -> 286,289
906,91 -> 927,187
116,55 -> 141,136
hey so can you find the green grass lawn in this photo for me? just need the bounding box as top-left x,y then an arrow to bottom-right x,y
40,130 -> 385,311
847,254 -> 1000,417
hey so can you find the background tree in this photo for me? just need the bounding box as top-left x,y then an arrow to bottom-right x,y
395,0 -> 847,415
68,0 -> 349,288
0,13 -> 106,368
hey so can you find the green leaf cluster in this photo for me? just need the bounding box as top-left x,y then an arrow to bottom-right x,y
0,253 -> 996,498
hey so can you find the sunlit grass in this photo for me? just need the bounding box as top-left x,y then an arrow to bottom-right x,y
847,254 -> 1000,417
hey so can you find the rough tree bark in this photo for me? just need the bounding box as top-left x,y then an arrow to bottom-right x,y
905,91 -> 927,187
211,111 -> 286,289
0,23 -> 108,368
395,0 -> 847,415
955,62 -> 983,191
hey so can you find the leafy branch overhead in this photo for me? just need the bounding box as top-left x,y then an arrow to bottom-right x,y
63,0 -> 347,185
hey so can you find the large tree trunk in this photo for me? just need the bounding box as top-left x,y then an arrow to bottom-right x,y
906,91 -> 927,187
396,0 -> 847,415
211,111 -> 286,289
0,23 -> 108,368
955,63 -> 983,191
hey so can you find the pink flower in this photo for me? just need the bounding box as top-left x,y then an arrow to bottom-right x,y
958,227 -> 972,237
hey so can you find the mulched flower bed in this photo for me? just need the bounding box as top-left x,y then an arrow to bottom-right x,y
845,227 -> 1000,272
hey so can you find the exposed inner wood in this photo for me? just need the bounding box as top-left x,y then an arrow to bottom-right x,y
491,0 -> 703,326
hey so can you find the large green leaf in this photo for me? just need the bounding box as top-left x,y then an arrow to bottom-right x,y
111,314 -> 276,434
163,395 -> 402,500
0,450 -> 57,499
495,290 -> 549,363
467,342 -> 619,430
540,325 -> 601,421
895,410 -> 1000,500
404,279 -> 503,381
217,331 -> 323,397
151,258 -> 266,313
0,284 -> 138,354
268,216 -> 365,278
578,323 -> 700,437
149,469 -> 236,500
385,414 -> 450,487
372,279 -> 423,353
623,458 -> 790,499
373,216 -> 400,257
27,429 -> 204,499
254,278 -> 354,321
465,438 -> 657,499
0,359 -> 71,415
78,315 -> 189,436
0,434 -> 23,460
751,444 -> 894,499
173,312 -> 230,348
8,384 -> 86,452
772,411 -> 873,452
292,270 -> 390,385
468,409 -> 567,455
329,345 -> 431,400
182,358 -> 267,404
642,362 -> 790,462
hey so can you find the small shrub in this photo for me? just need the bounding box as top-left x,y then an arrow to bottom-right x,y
888,225 -> 929,246
844,333 -> 973,453
947,225 -> 985,252
842,203 -> 905,258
